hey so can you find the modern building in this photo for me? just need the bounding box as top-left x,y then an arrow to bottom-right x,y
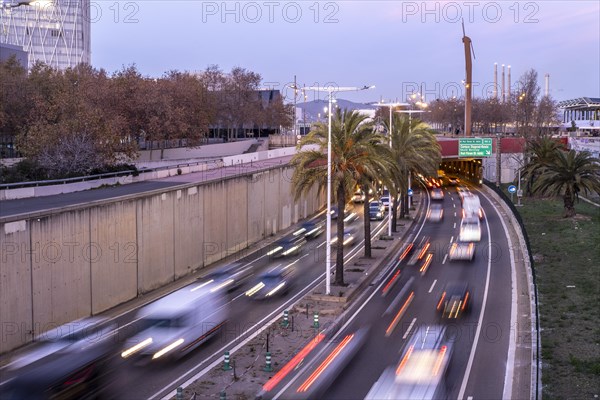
0,0 -> 91,70
558,97 -> 600,134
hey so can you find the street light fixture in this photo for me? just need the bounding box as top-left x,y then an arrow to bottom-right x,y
295,84 -> 374,295
396,108 -> 428,209
375,101 -> 408,237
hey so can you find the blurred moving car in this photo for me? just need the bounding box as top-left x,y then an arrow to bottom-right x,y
351,190 -> 366,203
245,265 -> 297,300
365,325 -> 453,400
406,236 -> 431,266
121,284 -> 228,362
380,196 -> 391,210
344,211 -> 359,224
436,281 -> 471,319
462,193 -> 483,219
448,242 -> 475,261
430,188 -> 444,201
330,205 -> 352,220
331,228 -> 357,247
294,220 -> 325,240
426,204 -> 444,222
456,186 -> 471,203
3,318 -> 119,399
197,262 -> 253,292
267,234 -> 307,258
459,216 -> 481,242
369,201 -> 385,220
447,175 -> 460,186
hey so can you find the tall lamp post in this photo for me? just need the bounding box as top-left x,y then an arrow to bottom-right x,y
396,109 -> 427,209
376,101 -> 407,236
295,85 -> 374,295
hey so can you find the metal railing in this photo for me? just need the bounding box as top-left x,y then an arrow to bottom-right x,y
0,159 -> 222,190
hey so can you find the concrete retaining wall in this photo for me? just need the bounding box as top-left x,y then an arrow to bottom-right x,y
0,163 -> 324,353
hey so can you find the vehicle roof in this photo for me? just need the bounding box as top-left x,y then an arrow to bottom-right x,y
444,281 -> 469,295
140,285 -> 215,317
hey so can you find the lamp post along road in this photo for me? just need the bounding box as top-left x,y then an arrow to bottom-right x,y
396,109 -> 427,209
298,85 -> 374,295
376,101 -> 407,236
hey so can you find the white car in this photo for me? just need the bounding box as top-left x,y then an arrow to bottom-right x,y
459,217 -> 481,242
430,188 -> 444,201
380,196 -> 391,210
351,191 -> 366,203
462,194 -> 483,219
448,242 -> 475,261
427,204 -> 444,222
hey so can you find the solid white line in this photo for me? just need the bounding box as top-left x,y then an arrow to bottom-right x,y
442,254 -> 448,265
402,318 -> 417,340
457,206 -> 493,399
428,279 -> 437,293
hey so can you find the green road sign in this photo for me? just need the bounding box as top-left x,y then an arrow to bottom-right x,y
459,138 -> 493,157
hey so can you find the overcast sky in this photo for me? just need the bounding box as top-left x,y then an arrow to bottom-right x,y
91,1 -> 599,104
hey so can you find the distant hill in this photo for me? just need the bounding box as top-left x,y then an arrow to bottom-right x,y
295,99 -> 377,123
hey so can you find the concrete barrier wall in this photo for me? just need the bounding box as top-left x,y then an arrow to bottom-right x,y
137,140 -> 257,161
0,221 -> 32,353
0,163 -> 324,353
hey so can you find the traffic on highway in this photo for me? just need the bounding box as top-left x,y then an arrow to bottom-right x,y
1,180 -> 516,400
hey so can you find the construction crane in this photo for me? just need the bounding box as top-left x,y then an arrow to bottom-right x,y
462,20 -> 475,137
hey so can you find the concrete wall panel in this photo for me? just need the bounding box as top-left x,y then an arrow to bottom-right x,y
203,182 -> 227,265
0,221 -> 33,353
225,178 -> 248,256
247,172 -> 266,244
136,194 -> 175,293
264,169 -> 280,236
30,211 -> 91,335
174,187 -> 204,278
90,202 -> 137,314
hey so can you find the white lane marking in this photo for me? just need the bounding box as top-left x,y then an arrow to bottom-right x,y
450,236 -> 454,244
454,212 -> 457,217
160,221 -> 391,400
453,203 -> 456,208
453,222 -> 457,229
457,205 -> 493,399
273,209 -> 430,399
467,396 -> 473,400
428,279 -> 437,293
402,318 -> 417,340
442,254 -> 448,265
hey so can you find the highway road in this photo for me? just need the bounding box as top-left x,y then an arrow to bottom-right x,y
266,185 -> 515,400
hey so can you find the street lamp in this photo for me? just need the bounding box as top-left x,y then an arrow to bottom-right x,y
396,109 -> 427,209
375,101 -> 407,236
295,84 -> 374,295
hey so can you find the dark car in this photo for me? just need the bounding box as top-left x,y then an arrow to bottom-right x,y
197,262 -> 253,292
266,234 -> 307,258
436,281 -> 471,319
245,265 -> 297,299
368,201 -> 385,220
2,318 -> 119,399
294,220 -> 325,240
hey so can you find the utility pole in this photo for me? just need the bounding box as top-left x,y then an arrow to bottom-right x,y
496,133 -> 501,187
293,75 -> 297,136
462,20 -> 473,137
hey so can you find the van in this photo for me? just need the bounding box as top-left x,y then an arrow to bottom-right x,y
121,283 -> 228,362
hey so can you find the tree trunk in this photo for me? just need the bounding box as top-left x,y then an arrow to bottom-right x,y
563,190 -> 576,218
362,184 -> 372,258
335,184 -> 346,286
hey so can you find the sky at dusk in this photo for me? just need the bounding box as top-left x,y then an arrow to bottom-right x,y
91,1 -> 600,104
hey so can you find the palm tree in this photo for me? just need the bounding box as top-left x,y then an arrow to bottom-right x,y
290,108 -> 392,285
521,136 -> 566,196
531,149 -> 600,217
384,114 -> 441,229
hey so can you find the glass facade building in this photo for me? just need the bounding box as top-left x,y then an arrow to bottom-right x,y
0,0 -> 90,70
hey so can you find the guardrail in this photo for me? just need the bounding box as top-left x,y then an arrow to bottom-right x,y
0,159 -> 221,190
484,179 -> 541,400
